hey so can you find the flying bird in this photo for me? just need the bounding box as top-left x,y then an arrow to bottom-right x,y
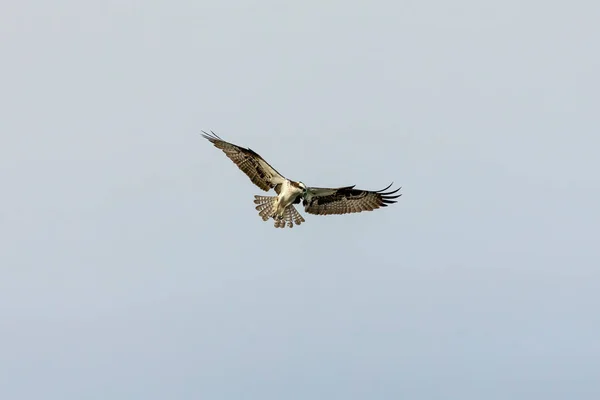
201,131 -> 401,228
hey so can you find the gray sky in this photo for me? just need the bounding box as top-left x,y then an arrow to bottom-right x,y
2,1 -> 599,399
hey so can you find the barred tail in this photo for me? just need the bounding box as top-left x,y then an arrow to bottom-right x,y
254,195 -> 277,221
253,196 -> 306,229
273,205 -> 305,228
289,205 -> 305,226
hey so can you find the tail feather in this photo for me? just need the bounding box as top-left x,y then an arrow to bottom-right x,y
290,205 -> 305,226
274,215 -> 286,228
284,206 -> 293,228
273,206 -> 291,228
275,205 -> 304,228
253,195 -> 306,228
254,195 -> 276,221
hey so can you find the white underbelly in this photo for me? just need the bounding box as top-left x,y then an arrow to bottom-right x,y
275,183 -> 300,215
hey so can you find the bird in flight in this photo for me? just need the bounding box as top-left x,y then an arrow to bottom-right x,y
202,131 -> 401,228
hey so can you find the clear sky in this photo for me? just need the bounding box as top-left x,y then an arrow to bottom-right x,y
2,1 -> 599,399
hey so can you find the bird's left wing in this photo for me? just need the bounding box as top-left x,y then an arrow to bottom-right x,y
303,183 -> 401,215
202,131 -> 287,191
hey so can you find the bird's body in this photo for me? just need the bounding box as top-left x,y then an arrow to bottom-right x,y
274,180 -> 305,218
201,131 -> 401,228
253,179 -> 307,228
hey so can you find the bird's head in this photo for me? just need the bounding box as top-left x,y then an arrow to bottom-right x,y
298,181 -> 307,194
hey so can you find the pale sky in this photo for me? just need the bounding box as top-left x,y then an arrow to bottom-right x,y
2,1 -> 599,399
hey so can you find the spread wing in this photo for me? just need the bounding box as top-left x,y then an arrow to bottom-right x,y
303,183 -> 401,216
202,131 -> 287,192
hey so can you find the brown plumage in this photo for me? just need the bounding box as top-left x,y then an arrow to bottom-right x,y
303,183 -> 401,216
201,131 -> 285,192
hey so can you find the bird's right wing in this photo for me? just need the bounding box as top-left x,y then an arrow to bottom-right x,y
202,131 -> 287,191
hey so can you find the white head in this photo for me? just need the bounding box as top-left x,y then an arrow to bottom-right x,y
298,181 -> 307,194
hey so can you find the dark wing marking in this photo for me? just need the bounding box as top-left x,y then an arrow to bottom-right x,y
202,131 -> 286,191
303,183 -> 401,216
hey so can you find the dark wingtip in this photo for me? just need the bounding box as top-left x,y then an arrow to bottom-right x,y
378,182 -> 402,205
377,182 -> 394,192
201,130 -> 224,142
377,183 -> 401,195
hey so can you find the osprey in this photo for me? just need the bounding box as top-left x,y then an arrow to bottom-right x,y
202,131 -> 401,228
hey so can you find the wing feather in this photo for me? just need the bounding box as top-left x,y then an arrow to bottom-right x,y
202,131 -> 286,191
303,183 -> 401,216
